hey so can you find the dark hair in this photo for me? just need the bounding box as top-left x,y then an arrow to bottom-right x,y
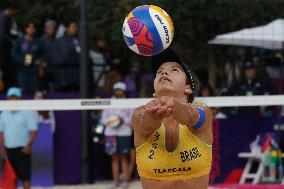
23,21 -> 37,31
65,21 -> 78,28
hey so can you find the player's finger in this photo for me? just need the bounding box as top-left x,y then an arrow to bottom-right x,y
145,105 -> 157,113
154,106 -> 168,117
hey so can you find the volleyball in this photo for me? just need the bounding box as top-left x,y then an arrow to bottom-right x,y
122,5 -> 174,56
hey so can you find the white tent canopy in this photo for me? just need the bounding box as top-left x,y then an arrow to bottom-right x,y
208,19 -> 284,50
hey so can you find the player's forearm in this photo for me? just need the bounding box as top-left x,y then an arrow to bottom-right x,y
143,111 -> 163,130
172,100 -> 198,126
132,108 -> 162,136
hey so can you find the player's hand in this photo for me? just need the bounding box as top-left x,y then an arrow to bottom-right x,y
145,96 -> 175,119
159,96 -> 175,111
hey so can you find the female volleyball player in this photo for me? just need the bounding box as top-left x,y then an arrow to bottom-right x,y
132,48 -> 213,189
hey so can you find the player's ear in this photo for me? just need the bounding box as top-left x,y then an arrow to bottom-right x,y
184,85 -> 192,96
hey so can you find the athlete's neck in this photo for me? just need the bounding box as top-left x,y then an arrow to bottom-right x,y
157,92 -> 187,104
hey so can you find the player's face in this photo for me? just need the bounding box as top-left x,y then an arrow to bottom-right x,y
154,62 -> 189,98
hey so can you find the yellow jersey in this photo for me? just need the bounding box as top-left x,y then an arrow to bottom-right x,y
136,123 -> 212,181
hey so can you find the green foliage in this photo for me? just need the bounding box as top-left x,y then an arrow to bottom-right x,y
10,0 -> 284,70
13,0 -> 80,32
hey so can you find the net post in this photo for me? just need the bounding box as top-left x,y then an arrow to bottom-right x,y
80,0 -> 90,183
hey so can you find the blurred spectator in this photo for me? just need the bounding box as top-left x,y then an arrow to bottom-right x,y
199,83 -> 227,119
89,96 -> 111,180
11,21 -> 43,94
90,96 -> 104,145
55,23 -> 66,39
0,2 -> 18,89
260,51 -> 284,92
33,90 -> 55,133
139,72 -> 154,98
223,48 -> 244,88
53,21 -> 80,91
100,82 -> 133,188
199,83 -> 214,97
228,60 -> 273,117
0,87 -> 38,189
124,61 -> 140,98
89,37 -> 111,89
40,20 -> 57,91
104,58 -> 123,92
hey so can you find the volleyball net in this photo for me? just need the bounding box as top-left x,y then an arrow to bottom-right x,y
1,95 -> 284,111
1,95 -> 284,188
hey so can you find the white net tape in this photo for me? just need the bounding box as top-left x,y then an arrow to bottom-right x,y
0,95 -> 283,111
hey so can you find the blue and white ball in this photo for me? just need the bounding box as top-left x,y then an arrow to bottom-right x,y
122,5 -> 174,56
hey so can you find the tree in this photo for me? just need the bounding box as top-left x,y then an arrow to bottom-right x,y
10,0 -> 284,74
